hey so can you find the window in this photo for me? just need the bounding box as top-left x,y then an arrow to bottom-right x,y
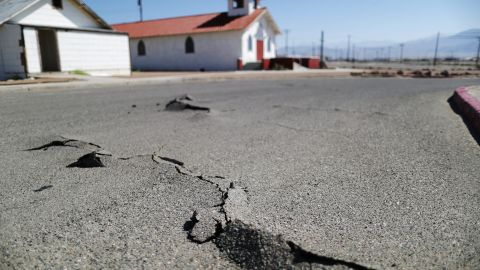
248,35 -> 253,52
185,37 -> 195,54
52,0 -> 63,9
233,0 -> 245,9
267,38 -> 272,52
138,40 -> 146,56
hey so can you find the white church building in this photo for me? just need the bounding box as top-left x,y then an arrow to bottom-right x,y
0,0 -> 131,80
113,0 -> 281,71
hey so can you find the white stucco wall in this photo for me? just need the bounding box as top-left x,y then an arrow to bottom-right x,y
56,31 -> 131,76
241,17 -> 277,64
0,24 -> 25,80
20,28 -> 130,76
23,27 -> 41,74
131,31 -> 243,71
11,0 -> 100,29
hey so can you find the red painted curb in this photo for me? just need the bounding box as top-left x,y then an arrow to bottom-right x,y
452,86 -> 480,135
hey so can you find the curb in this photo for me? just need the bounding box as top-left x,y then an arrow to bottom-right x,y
0,76 -> 223,93
0,69 -> 359,93
451,86 -> 480,135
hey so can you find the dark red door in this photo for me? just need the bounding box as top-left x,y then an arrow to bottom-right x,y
257,40 -> 264,61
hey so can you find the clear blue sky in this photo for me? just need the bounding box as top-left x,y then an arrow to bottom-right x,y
84,0 -> 480,45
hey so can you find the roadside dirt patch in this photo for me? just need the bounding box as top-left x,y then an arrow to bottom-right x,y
351,68 -> 480,79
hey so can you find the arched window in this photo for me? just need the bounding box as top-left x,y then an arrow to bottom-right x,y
185,37 -> 195,54
248,35 -> 253,52
137,40 -> 146,56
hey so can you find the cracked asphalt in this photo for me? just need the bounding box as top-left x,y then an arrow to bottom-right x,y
0,77 -> 479,269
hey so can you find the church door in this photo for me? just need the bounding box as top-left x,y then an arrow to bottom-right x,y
257,40 -> 264,61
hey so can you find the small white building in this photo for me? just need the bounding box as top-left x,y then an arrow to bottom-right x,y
0,0 -> 131,80
113,0 -> 281,71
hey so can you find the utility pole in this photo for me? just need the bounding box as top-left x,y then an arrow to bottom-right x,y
346,35 -> 351,62
292,39 -> 296,56
399,43 -> 405,62
284,29 -> 290,57
387,46 -> 392,62
352,44 -> 356,63
320,31 -> 325,65
433,32 -> 440,66
138,0 -> 143,21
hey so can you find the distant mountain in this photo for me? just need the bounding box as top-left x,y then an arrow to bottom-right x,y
451,29 -> 480,38
278,29 -> 480,59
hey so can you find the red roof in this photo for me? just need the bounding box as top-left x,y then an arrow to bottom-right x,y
112,8 -> 266,39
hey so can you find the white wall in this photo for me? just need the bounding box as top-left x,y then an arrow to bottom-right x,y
131,31 -> 243,71
11,0 -> 101,29
241,16 -> 277,64
0,24 -> 25,80
23,27 -> 41,73
57,30 -> 131,76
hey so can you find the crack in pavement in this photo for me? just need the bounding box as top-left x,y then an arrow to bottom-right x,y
25,137 -> 102,152
180,172 -> 374,269
26,136 -> 374,269
33,185 -> 53,193
152,154 -> 185,167
288,241 -> 373,270
173,158 -> 375,269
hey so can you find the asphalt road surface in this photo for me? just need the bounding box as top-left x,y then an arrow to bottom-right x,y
0,78 -> 479,269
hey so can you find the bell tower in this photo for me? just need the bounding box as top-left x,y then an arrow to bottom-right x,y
228,0 -> 260,17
